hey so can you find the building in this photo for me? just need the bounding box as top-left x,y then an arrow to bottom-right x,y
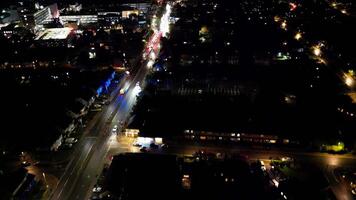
30,3 -> 59,31
60,15 -> 98,25
33,7 -> 51,26
122,10 -> 139,19
122,2 -> 151,14
34,27 -> 74,47
98,12 -> 121,25
0,9 -> 20,26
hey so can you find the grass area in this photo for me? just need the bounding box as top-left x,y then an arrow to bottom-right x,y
278,166 -> 309,182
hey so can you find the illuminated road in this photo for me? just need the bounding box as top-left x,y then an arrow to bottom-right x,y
50,3 -> 172,200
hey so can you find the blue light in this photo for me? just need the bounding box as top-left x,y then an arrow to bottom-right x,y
105,79 -> 111,88
97,87 -> 103,96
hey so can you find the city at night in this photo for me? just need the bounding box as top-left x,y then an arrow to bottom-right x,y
1,0 -> 356,199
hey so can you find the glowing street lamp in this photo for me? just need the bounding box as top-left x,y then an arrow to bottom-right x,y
281,21 -> 287,30
294,32 -> 302,41
313,46 -> 321,57
345,76 -> 354,87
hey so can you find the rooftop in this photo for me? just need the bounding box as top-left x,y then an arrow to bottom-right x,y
35,28 -> 72,40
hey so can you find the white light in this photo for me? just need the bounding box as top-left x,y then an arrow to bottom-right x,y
159,4 -> 172,37
149,51 -> 156,60
313,47 -> 321,56
147,60 -> 154,68
295,32 -> 302,40
345,76 -> 354,87
89,52 -> 96,59
273,179 -> 279,187
133,85 -> 142,96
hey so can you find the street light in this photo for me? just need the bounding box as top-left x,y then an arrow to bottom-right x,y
345,76 -> 354,87
281,21 -> 287,30
313,46 -> 321,57
294,32 -> 302,41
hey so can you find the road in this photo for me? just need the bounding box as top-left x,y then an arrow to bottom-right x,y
50,2 -> 169,200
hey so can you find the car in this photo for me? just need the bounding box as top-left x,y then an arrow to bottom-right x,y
98,191 -> 111,199
150,143 -> 159,149
140,146 -> 148,152
98,101 -> 108,106
60,143 -> 73,149
90,108 -> 102,112
93,104 -> 102,108
92,185 -> 102,193
120,89 -> 125,95
65,138 -> 78,144
133,142 -> 142,147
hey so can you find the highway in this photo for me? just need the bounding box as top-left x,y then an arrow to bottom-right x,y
49,2 -> 169,200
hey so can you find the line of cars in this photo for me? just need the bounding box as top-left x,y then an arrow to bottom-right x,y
90,95 -> 111,112
59,137 -> 78,150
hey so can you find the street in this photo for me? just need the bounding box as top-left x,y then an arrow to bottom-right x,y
49,2 -> 168,200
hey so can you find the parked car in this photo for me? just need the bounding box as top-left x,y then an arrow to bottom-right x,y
150,143 -> 159,149
92,185 -> 102,193
93,104 -> 102,108
140,146 -> 148,152
60,143 -> 73,150
65,138 -> 78,144
133,142 -> 142,147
